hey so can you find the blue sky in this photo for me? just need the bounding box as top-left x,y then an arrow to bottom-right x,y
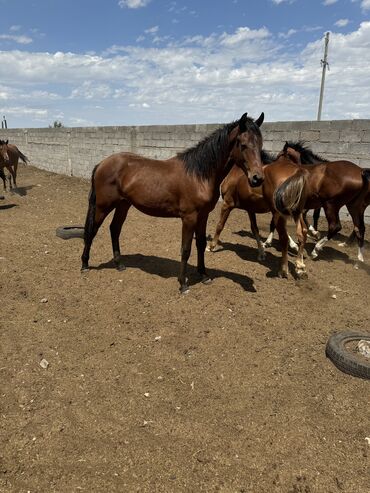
0,0 -> 369,127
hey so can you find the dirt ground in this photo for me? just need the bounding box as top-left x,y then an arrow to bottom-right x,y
0,164 -> 369,493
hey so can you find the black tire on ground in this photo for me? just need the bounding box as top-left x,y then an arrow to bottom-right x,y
326,332 -> 370,380
56,225 -> 85,240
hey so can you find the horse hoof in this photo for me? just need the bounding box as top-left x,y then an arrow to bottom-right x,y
116,263 -> 126,272
278,270 -> 288,279
202,276 -> 213,285
180,286 -> 190,295
296,271 -> 308,280
81,267 -> 89,273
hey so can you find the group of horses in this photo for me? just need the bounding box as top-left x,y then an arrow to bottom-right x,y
2,116 -> 368,293
0,139 -> 29,193
80,112 -> 369,293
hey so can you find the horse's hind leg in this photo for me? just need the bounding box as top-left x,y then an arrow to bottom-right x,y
311,202 -> 341,259
263,215 -> 298,253
110,200 -> 131,270
347,204 -> 365,263
263,217 -> 275,248
209,201 -> 233,251
304,210 -> 320,240
295,214 -> 308,279
273,212 -> 289,278
7,166 -> 16,189
248,211 -> 265,260
81,205 -> 110,271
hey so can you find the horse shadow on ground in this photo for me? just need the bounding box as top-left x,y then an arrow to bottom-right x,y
91,253 -> 256,292
210,239 -> 291,278
0,203 -> 17,210
216,228 -> 370,277
10,185 -> 34,197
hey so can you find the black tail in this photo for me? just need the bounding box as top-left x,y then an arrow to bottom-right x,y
84,165 -> 98,242
362,168 -> 370,181
273,169 -> 308,218
18,149 -> 29,164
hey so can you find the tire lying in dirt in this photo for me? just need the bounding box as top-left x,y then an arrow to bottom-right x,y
56,225 -> 85,240
326,332 -> 370,380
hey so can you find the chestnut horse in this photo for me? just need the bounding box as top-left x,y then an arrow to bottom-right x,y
0,140 -> 29,189
273,143 -> 370,267
81,112 -> 265,293
209,149 -> 298,259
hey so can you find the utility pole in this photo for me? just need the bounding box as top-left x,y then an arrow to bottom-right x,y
317,32 -> 330,121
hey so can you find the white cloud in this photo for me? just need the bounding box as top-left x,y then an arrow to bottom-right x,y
145,26 -> 159,34
118,0 -> 151,8
361,0 -> 370,10
271,0 -> 295,4
323,0 -> 338,5
0,34 -> 32,44
1,23 -> 370,126
335,19 -> 349,27
278,28 -> 298,39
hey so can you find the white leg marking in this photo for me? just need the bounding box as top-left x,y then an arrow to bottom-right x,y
288,236 -> 299,252
312,236 -> 328,258
263,232 -> 274,248
358,246 -> 364,263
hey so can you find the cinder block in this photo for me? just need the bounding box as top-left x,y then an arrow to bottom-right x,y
300,130 -> 320,142
319,131 -> 340,142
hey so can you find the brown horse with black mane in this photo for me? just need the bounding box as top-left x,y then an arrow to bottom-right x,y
279,142 -> 370,263
0,139 -> 29,189
209,149 -> 299,259
81,112 -> 265,293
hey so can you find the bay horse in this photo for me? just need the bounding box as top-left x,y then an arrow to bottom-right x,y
0,140 -> 29,189
274,143 -> 370,267
81,112 -> 265,293
209,149 -> 298,259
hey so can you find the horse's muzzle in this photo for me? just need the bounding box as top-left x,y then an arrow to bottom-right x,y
250,175 -> 264,188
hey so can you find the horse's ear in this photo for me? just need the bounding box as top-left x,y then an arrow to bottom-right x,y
5,140 -> 8,144
238,112 -> 248,132
255,112 -> 264,127
283,141 -> 289,152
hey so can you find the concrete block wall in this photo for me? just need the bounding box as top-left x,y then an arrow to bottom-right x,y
1,120 -> 369,221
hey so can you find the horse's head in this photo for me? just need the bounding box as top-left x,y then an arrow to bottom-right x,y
277,142 -> 302,165
0,140 -> 9,163
235,112 -> 265,187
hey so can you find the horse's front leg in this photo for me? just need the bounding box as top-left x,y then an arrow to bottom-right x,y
209,202 -> 233,251
295,214 -> 308,279
178,214 -> 197,294
196,213 -> 212,284
273,212 -> 289,278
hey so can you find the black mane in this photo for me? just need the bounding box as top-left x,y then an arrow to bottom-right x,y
178,116 -> 261,180
285,140 -> 328,164
261,149 -> 276,164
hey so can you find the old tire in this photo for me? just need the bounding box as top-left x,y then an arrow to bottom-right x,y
326,332 -> 370,380
56,225 -> 84,240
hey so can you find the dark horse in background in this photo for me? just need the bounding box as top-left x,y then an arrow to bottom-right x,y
81,112 -> 265,293
0,139 -> 29,190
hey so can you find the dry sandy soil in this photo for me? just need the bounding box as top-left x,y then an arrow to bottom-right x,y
0,165 -> 369,493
